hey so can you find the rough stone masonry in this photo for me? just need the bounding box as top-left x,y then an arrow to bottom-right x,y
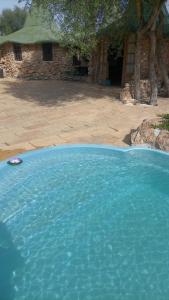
0,43 -> 73,80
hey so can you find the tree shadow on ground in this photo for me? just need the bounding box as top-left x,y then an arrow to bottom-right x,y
1,79 -> 121,107
0,221 -> 23,300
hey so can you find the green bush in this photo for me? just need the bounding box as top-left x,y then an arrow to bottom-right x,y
153,114 -> 169,131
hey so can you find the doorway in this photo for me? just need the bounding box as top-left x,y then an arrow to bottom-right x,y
108,47 -> 123,86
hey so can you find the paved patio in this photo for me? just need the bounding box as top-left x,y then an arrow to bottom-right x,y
0,79 -> 169,159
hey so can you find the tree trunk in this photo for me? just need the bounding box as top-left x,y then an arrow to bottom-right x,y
95,44 -> 100,82
134,32 -> 141,102
99,39 -> 104,81
94,45 -> 100,82
149,29 -> 158,105
157,39 -> 169,97
141,0 -> 165,105
141,0 -> 165,35
102,39 -> 109,80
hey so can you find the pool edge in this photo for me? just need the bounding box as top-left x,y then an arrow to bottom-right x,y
0,144 -> 169,168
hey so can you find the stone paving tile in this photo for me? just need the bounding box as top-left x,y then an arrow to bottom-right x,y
23,121 -> 50,130
0,133 -> 19,145
30,136 -> 66,147
0,79 -> 169,160
1,142 -> 35,151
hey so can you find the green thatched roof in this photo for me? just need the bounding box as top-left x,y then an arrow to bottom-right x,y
0,5 -> 61,45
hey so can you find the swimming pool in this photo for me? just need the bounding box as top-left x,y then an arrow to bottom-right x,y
0,145 -> 169,300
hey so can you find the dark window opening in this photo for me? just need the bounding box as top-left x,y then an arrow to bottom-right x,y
42,43 -> 53,61
13,44 -> 22,61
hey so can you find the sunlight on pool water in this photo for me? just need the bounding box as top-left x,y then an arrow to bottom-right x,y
0,146 -> 169,300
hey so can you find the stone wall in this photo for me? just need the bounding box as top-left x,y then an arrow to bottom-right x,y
140,37 -> 150,80
1,36 -> 169,85
0,43 -> 74,79
162,39 -> 169,71
88,35 -> 151,85
123,35 -> 169,100
124,36 -> 150,84
129,79 -> 151,102
125,36 -> 169,82
89,34 -> 169,87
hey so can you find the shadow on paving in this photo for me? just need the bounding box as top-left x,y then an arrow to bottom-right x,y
0,221 -> 23,300
1,79 -> 121,107
123,131 -> 133,145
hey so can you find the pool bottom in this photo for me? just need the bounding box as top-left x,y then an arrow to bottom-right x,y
0,146 -> 169,300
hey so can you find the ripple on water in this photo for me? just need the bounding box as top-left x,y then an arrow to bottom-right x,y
0,148 -> 169,300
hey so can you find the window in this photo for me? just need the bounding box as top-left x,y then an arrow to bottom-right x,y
42,43 -> 53,61
13,44 -> 22,61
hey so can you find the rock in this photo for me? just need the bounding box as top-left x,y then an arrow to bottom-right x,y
120,83 -> 135,105
131,118 -> 169,152
130,80 -> 151,103
156,131 -> 169,152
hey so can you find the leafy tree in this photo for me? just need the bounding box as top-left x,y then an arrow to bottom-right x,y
50,0 -> 124,55
0,6 -> 27,35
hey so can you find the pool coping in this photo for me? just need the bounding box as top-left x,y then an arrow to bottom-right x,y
0,144 -> 169,168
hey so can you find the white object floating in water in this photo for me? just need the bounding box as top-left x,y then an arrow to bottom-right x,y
7,157 -> 23,166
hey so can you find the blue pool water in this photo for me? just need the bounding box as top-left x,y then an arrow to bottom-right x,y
0,145 -> 169,300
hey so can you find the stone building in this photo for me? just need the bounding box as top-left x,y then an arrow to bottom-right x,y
90,34 -> 169,89
0,1 -> 169,99
88,2 -> 169,100
0,5 -> 88,80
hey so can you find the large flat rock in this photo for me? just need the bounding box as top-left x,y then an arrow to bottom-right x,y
131,118 -> 169,152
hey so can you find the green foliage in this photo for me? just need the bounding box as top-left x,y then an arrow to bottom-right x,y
20,0 -> 126,55
0,6 -> 27,35
153,114 -> 169,131
126,0 -> 167,32
20,0 -> 167,56
57,0 -> 125,54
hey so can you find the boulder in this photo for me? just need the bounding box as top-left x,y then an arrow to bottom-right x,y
120,83 -> 135,105
130,80 -> 151,103
131,118 -> 169,152
156,131 -> 169,151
